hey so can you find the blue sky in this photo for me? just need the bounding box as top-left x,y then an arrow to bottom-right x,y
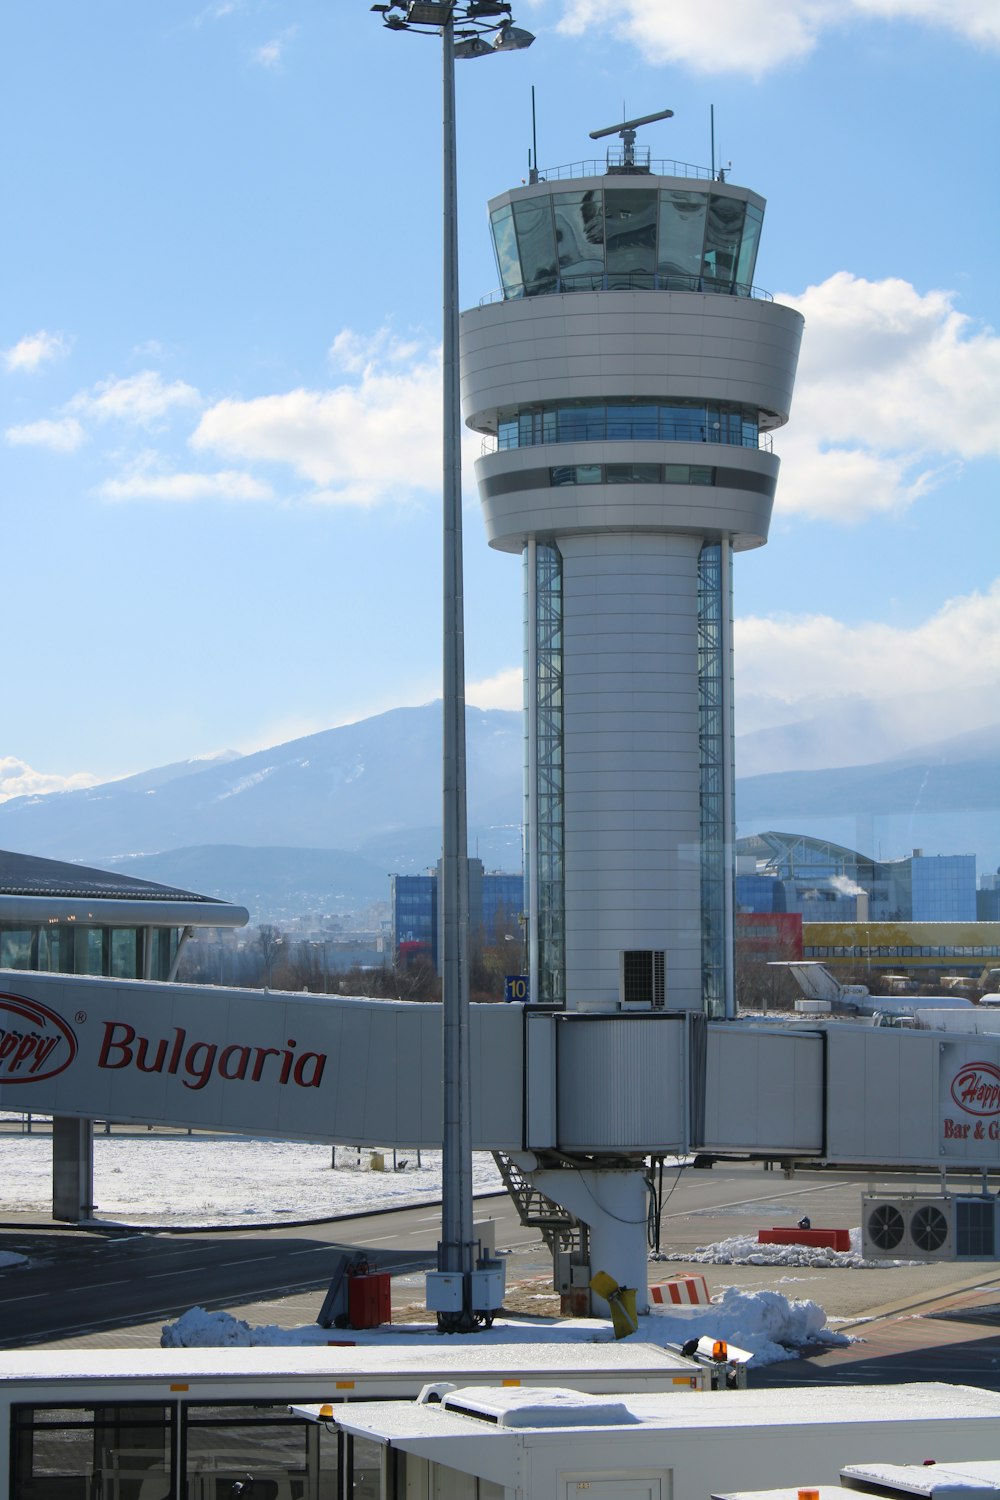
3,0 -> 999,797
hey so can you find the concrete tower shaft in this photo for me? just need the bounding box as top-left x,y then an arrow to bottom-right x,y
460,169 -> 803,1016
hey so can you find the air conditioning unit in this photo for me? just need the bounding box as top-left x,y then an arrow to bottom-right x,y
619,949 -> 666,1010
862,1194 -> 998,1261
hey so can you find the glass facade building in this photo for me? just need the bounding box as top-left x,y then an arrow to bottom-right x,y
910,854 -> 977,921
391,865 -> 524,971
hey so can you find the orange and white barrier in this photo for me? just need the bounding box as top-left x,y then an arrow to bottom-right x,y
649,1275 -> 711,1307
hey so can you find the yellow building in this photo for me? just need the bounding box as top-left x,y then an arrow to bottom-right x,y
803,920 -> 1000,975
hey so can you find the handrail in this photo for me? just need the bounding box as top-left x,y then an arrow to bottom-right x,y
529,157 -> 716,182
480,428 -> 773,457
478,272 -> 773,306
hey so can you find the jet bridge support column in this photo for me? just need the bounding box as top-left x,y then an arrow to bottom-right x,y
52,1116 -> 95,1223
515,1158 -> 651,1314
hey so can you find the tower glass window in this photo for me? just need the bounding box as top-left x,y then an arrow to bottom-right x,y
495,398 -> 762,451
698,540 -> 732,1017
605,188 -> 658,287
554,189 -> 605,287
488,184 -> 766,298
657,189 -> 708,286
532,541 -> 565,1005
702,194 -> 747,291
513,197 -> 557,295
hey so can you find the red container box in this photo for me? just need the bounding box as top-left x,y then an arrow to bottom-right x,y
347,1271 -> 391,1329
758,1227 -> 851,1252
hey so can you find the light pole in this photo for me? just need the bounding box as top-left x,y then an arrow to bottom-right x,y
371,1 -> 534,1332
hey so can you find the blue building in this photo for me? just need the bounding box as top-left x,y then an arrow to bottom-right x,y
907,853 -> 977,921
391,862 -> 524,969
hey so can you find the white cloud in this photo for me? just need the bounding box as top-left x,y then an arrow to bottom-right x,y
191,330 -> 443,504
252,27 -> 296,68
69,370 -> 201,429
777,272 -> 1000,522
196,0 -> 244,20
467,666 -> 523,711
735,579 -> 1000,731
6,417 -> 86,453
0,757 -> 99,804
99,459 -> 273,502
2,330 -> 70,373
555,0 -> 1000,75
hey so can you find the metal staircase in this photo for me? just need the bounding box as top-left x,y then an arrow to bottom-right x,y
492,1150 -> 587,1261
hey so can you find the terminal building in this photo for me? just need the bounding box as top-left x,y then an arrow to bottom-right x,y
0,847 -> 248,1219
461,136 -> 803,1016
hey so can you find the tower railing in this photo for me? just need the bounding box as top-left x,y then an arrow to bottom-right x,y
531,156 -> 716,181
480,426 -> 773,457
479,272 -> 773,305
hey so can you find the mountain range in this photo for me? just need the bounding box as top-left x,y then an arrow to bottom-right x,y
1,703 -> 997,918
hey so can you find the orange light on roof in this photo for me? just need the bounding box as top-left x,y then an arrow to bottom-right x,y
712,1340 -> 728,1361
319,1404 -> 335,1418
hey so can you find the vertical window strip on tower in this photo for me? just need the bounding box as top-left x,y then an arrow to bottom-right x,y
698,542 -> 727,1017
535,542 -> 565,1004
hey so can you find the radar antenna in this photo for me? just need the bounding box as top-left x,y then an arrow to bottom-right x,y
589,107 -> 674,170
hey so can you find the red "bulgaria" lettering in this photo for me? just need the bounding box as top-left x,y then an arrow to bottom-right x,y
97,1023 -> 326,1092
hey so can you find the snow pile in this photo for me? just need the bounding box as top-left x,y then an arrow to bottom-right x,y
161,1287 -> 849,1366
664,1226 -> 911,1269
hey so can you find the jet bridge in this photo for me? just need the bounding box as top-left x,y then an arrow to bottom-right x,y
4,971 -> 1000,1306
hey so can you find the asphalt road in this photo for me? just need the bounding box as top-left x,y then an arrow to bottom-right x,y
5,1161 -> 1000,1371
0,1194 -> 530,1348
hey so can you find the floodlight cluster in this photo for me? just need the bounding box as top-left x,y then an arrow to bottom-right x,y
370,1 -> 534,54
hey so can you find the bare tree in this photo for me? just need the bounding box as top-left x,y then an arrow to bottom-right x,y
256,924 -> 284,988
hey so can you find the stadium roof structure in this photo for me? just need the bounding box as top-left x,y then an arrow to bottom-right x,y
735,830 -> 891,882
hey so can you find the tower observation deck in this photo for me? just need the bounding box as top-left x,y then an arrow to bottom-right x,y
461,149 -> 803,1016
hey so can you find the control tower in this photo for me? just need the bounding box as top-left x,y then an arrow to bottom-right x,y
461,124 -> 803,1017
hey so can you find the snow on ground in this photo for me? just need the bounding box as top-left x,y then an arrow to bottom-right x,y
1,1129 -> 857,1365
0,1133 -> 502,1225
659,1227 -> 913,1269
161,1286 -> 850,1367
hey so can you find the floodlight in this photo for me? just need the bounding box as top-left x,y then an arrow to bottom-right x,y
407,1 -> 453,22
493,22 -> 534,50
454,34 -> 494,57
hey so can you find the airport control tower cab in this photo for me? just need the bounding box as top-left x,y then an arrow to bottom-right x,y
461,114 -> 803,1017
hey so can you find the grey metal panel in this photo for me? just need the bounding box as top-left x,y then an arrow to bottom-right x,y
824,1027 -> 945,1165
555,1014 -> 686,1151
525,1010 -> 557,1149
474,442 -> 779,555
461,291 -> 804,432
470,1003 -> 523,1151
701,1026 -> 824,1152
0,972 -> 523,1149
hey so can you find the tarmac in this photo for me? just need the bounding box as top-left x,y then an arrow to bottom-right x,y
7,1169 -> 1000,1388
